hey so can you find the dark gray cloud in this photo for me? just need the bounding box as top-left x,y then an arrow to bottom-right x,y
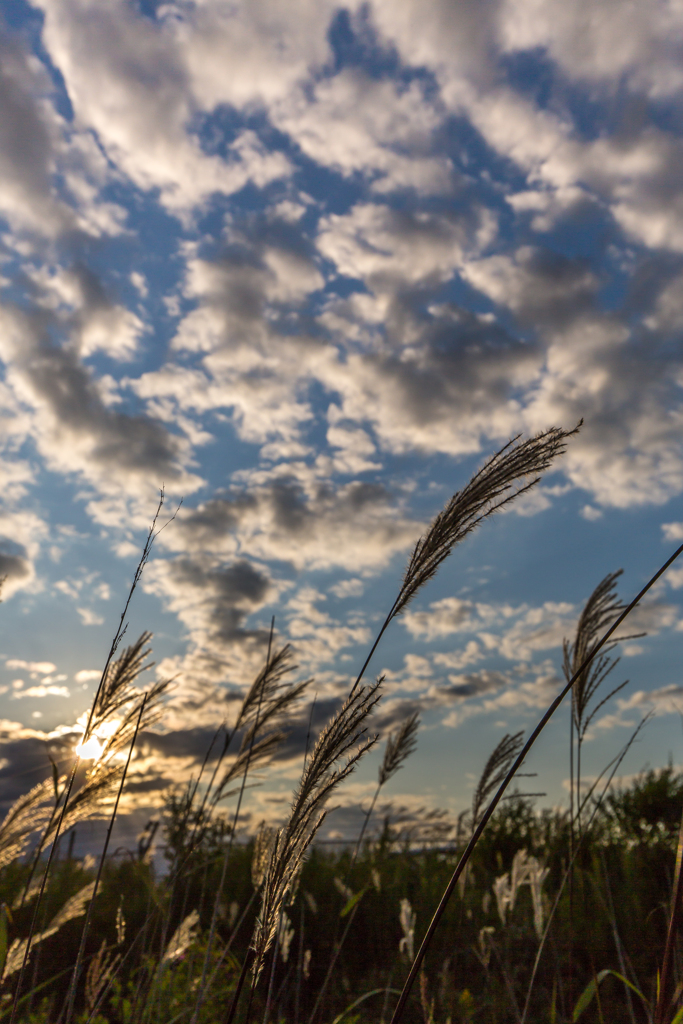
0,25 -> 70,235
0,301 -> 198,496
0,551 -> 31,593
441,669 -> 511,701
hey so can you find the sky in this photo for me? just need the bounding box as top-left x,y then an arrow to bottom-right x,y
1,0 -> 683,849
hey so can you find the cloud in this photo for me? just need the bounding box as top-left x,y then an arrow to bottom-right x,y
0,27 -> 72,236
5,659 -> 56,675
132,236 -> 325,446
77,607 -> 104,626
74,669 -> 101,684
663,522 -> 683,542
330,578 -> 365,599
142,555 -> 275,690
403,596 -> 576,661
0,509 -> 48,598
158,474 -> 419,573
28,263 -> 145,361
619,683 -> 683,717
318,201 -> 496,287
440,668 -> 512,701
34,0 -> 296,214
496,0 -> 683,97
0,301 -> 202,500
283,587 -> 371,670
12,685 -> 70,698
273,69 -> 454,195
440,661 -> 563,727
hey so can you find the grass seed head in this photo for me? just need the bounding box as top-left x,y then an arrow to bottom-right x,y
379,711 -> 420,786
393,424 -> 581,620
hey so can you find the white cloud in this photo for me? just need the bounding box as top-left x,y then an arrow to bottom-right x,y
619,682 -> 683,717
77,607 -> 104,626
663,522 -> 683,542
74,669 -> 101,683
330,578 -> 365,599
13,685 -> 70,698
318,202 -> 495,287
34,0 -> 299,214
496,0 -> 683,97
5,659 -> 56,675
403,596 -> 576,661
273,69 -> 453,195
157,472 -> 419,573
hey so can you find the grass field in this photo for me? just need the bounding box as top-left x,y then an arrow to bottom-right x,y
2,424 -> 683,1024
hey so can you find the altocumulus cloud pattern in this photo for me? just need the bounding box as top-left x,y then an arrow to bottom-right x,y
1,0 -> 683,837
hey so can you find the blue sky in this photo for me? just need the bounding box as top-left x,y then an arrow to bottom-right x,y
1,0 -> 683,844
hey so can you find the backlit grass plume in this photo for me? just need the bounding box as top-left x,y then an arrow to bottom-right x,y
379,711 -> 420,787
250,680 -> 382,982
2,882 -> 95,981
16,633 -> 170,896
395,425 -> 580,619
0,780 -> 55,872
193,644 -> 309,818
353,708 -> 420,862
351,423 -> 581,694
88,632 -> 173,762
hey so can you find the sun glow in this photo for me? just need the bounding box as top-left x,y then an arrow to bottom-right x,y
75,735 -> 103,760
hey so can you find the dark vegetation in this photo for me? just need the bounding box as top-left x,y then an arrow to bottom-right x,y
1,772 -> 682,1023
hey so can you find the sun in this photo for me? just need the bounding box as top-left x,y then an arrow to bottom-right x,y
75,735 -> 103,760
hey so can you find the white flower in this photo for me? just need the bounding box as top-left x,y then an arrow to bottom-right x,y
493,873 -> 511,924
491,848 -> 549,939
526,856 -> 550,939
277,912 -> 295,964
399,898 -> 416,961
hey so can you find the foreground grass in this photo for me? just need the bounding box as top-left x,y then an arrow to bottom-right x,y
1,768 -> 681,1023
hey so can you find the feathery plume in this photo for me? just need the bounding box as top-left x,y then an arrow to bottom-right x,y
88,633 -> 173,762
563,570 -> 640,739
393,425 -> 580,620
2,883 -> 95,980
0,780 -> 55,872
277,913 -> 295,964
350,424 -> 580,697
251,823 -> 277,889
236,644 -> 301,733
211,733 -> 286,806
85,940 -> 121,1017
399,899 -> 416,961
162,910 -> 200,965
471,732 -> 525,830
250,680 -> 381,980
379,712 -> 420,786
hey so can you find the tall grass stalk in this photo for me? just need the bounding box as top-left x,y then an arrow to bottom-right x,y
7,494 -> 174,1024
654,801 -> 683,1024
222,681 -> 383,1024
190,622 -> 276,1024
63,695 -> 147,1024
349,425 -> 580,697
520,713 -> 651,1024
224,425 -> 578,1023
389,537 -> 683,1024
307,710 -> 420,1024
